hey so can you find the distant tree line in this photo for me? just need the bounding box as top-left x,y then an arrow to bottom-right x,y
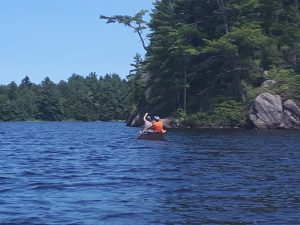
0,73 -> 135,121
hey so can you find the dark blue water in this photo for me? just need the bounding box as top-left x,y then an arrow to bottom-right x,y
0,122 -> 299,225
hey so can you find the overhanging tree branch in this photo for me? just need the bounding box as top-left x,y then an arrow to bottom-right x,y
100,10 -> 149,52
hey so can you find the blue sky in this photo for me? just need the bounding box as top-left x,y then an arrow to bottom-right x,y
0,0 -> 155,85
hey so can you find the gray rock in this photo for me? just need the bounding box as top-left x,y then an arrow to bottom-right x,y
248,93 -> 284,129
283,100 -> 300,128
128,113 -> 143,127
261,80 -> 276,88
248,93 -> 300,129
162,117 -> 181,128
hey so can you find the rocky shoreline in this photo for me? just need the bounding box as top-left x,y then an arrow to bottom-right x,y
128,92 -> 300,130
247,93 -> 300,129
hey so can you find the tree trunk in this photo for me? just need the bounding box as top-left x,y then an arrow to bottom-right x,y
234,74 -> 245,103
136,28 -> 148,52
216,0 -> 229,35
183,62 -> 187,113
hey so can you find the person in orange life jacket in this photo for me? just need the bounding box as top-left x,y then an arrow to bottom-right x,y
151,116 -> 166,133
141,112 -> 153,133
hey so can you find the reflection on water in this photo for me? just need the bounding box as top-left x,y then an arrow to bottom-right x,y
0,122 -> 299,224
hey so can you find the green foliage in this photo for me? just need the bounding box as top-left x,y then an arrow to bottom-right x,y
211,100 -> 248,125
244,85 -> 266,104
172,108 -> 186,120
127,53 -> 147,107
182,112 -> 211,127
36,77 -> 63,121
137,0 -> 300,123
0,74 -> 135,121
267,68 -> 300,100
181,100 -> 247,127
202,38 -> 238,56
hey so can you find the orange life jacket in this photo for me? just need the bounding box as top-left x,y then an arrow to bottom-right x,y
151,121 -> 164,133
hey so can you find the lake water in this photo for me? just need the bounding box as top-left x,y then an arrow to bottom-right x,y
0,122 -> 299,225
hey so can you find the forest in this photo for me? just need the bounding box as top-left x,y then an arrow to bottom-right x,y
0,74 -> 134,121
1,0 -> 300,125
106,0 -> 300,127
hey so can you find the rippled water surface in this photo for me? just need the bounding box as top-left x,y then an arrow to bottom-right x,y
0,122 -> 299,224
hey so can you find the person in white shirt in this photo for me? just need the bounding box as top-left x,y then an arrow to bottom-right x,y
141,112 -> 153,133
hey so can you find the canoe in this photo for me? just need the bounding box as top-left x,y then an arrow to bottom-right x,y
137,132 -> 166,141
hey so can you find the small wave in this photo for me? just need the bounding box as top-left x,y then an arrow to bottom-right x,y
1,217 -> 44,225
71,199 -> 102,205
0,176 -> 13,181
105,176 -> 148,183
21,171 -> 39,176
101,212 -> 139,220
29,182 -> 66,190
152,176 -> 185,182
65,182 -> 103,188
0,188 -> 13,193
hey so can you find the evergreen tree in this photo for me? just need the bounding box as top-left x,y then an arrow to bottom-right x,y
36,77 -> 63,121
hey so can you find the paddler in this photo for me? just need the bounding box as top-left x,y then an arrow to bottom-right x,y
151,116 -> 166,133
141,112 -> 153,134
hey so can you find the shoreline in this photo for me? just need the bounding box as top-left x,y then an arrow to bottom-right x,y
1,120 -> 300,130
0,120 -> 127,123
